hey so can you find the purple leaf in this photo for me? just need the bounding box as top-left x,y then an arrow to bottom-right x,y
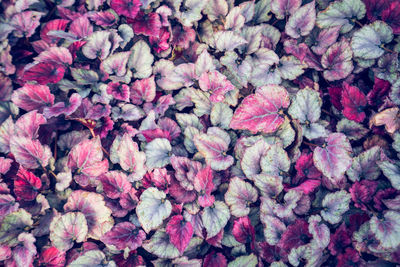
11,84 -> 54,112
285,1 -> 316,38
166,215 -> 193,254
271,0 -> 301,19
99,171 -> 132,199
321,40 -> 353,81
101,222 -> 146,250
10,136 -> 52,169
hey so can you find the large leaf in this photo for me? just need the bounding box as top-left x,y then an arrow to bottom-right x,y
321,40 -> 353,81
128,40 -> 154,79
316,0 -> 366,33
10,136 -> 52,169
271,0 -> 301,19
313,133 -> 352,183
225,177 -> 258,217
370,211 -> 400,249
230,85 -> 290,134
63,190 -> 113,240
166,215 -> 193,254
0,209 -> 33,246
145,138 -> 172,169
101,222 -> 146,250
136,187 -> 172,233
351,21 -> 393,60
143,229 -> 180,259
201,201 -> 230,238
11,83 -> 54,112
49,212 -> 88,251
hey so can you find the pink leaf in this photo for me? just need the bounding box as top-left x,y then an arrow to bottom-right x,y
99,171 -> 132,199
110,0 -> 142,19
10,136 -> 52,169
14,167 -> 42,201
203,251 -> 227,267
39,247 -> 66,267
11,84 -> 55,112
21,63 -> 65,85
230,85 -> 290,134
15,110 -> 46,139
232,216 -> 255,247
194,165 -> 215,207
130,76 -> 156,105
107,82 -> 130,102
166,215 -> 193,255
341,83 -> 367,123
101,222 -> 146,250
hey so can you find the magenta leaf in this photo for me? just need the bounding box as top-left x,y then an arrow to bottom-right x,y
10,136 -> 52,169
101,222 -> 146,250
99,171 -> 132,199
14,167 -> 42,201
39,247 -> 66,267
11,84 -> 54,112
14,110 -> 46,139
130,76 -> 156,105
232,216 -> 255,246
22,63 -> 65,84
321,40 -> 353,81
110,0 -> 142,19
341,83 -> 367,123
230,85 -> 290,134
166,215 -> 193,254
194,165 -> 215,207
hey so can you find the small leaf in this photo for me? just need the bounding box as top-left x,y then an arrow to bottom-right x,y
321,190 -> 351,224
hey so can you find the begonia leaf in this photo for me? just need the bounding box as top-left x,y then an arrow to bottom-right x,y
321,190 -> 351,224
202,201 -> 230,238
225,177 -> 258,217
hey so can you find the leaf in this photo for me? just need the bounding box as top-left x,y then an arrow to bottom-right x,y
14,110 -> 46,139
232,216 -> 255,245
136,187 -> 172,233
260,144 -> 290,177
10,136 -> 52,169
69,250 -> 112,267
271,0 -> 301,19
241,139 -> 271,179
254,174 -> 283,198
210,31 -> 248,52
193,130 -> 233,171
0,209 -> 33,246
71,68 -> 99,85
321,190 -> 351,224
145,138 -> 172,169
11,84 -> 54,112
101,222 -> 146,250
204,251 -> 227,267
0,194 -> 18,220
378,161 -> 400,190
166,215 -> 193,254
341,83 -> 367,123
82,31 -> 112,60
321,40 -> 353,81
204,0 -> 228,21
130,76 -> 156,105
67,136 -> 108,186
143,230 -> 180,259
336,118 -> 369,140
49,212 -> 88,252
370,107 -> 400,134
102,52 -> 131,77
311,26 -> 341,55
351,21 -> 393,60
64,190 -> 113,240
99,171 -> 131,199
308,215 -> 330,249
14,167 -> 41,201
225,177 -> 258,217
230,85 -> 290,134
111,133 -> 146,180
202,201 -> 230,238
347,146 -> 381,182
227,254 -> 257,267
285,1 -> 316,38
211,103 -> 233,129
316,0 -> 366,33
370,211 -> 400,249
313,133 -> 352,183
194,166 -> 215,207
128,40 -> 154,79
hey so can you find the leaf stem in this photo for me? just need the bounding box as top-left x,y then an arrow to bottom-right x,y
303,141 -> 319,147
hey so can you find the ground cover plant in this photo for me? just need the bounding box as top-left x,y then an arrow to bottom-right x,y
1,0 -> 400,266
